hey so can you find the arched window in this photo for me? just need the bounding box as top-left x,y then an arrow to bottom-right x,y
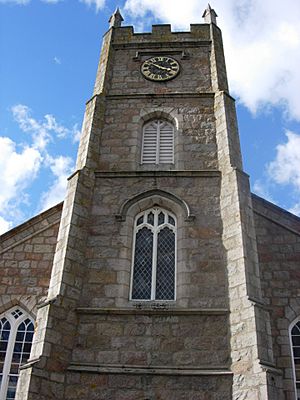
0,308 -> 34,400
130,208 -> 176,301
142,120 -> 174,164
291,320 -> 300,399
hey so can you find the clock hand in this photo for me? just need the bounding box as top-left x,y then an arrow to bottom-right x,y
151,63 -> 172,71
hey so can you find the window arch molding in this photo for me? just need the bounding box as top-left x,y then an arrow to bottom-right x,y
0,307 -> 35,400
290,317 -> 300,399
115,189 -> 194,222
130,207 -> 177,301
140,110 -> 179,129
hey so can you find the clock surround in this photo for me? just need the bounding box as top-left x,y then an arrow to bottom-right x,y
141,56 -> 180,82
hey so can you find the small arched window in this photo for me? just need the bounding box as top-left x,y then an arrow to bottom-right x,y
142,120 -> 174,164
291,320 -> 300,399
130,208 -> 176,301
0,308 -> 34,400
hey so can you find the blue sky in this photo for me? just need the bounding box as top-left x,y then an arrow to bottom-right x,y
0,0 -> 300,234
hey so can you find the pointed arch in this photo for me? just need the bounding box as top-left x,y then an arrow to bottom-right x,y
0,299 -> 35,321
115,189 -> 194,222
140,110 -> 179,129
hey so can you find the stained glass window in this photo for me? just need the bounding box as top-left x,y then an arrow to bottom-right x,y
0,308 -> 34,400
131,208 -> 176,301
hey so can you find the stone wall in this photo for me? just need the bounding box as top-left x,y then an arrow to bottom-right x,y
97,97 -> 217,172
80,174 -> 225,309
253,195 -> 300,399
0,203 -> 62,315
65,372 -> 232,400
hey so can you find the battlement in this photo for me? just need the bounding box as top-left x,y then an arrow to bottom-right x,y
112,23 -> 211,45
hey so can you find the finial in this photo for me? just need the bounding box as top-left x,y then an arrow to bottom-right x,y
202,4 -> 218,25
109,7 -> 124,28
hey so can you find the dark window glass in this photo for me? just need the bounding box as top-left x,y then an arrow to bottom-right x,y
131,227 -> 153,300
156,228 -> 175,300
147,212 -> 154,226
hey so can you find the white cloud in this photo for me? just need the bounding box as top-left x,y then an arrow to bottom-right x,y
80,0 -> 105,12
12,104 -> 79,148
40,155 -> 74,211
0,105 -> 79,234
124,0 -> 300,121
267,130 -> 300,216
268,131 -> 300,188
0,216 -> 12,234
0,136 -> 42,234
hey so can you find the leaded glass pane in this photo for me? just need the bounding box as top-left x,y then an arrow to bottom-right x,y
158,212 -> 165,226
136,216 -> 144,226
11,310 -> 22,320
0,318 -> 10,373
168,215 -> 175,226
132,227 -> 153,300
12,320 -> 33,370
6,375 -> 18,400
147,212 -> 154,226
292,324 -> 300,335
156,227 -> 175,300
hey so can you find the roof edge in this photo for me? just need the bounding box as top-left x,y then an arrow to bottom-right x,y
0,202 -> 63,246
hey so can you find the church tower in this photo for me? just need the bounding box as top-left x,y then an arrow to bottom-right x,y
15,6 -> 280,399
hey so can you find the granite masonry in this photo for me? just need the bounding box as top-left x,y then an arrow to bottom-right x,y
1,5 -> 300,400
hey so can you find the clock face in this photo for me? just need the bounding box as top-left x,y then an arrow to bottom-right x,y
141,56 -> 180,82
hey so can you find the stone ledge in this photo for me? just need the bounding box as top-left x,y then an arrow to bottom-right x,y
68,363 -> 232,376
76,307 -> 229,316
259,361 -> 283,376
95,170 -> 221,178
112,41 -> 211,50
106,92 -> 215,99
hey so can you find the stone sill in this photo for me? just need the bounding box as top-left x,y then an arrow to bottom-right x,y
94,170 -> 221,178
76,307 -> 229,316
68,363 -> 232,376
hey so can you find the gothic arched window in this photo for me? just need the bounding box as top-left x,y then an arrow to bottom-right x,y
291,320 -> 300,399
0,308 -> 34,400
141,120 -> 174,164
130,208 -> 176,301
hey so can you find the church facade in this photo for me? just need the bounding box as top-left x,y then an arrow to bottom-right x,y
1,6 -> 300,400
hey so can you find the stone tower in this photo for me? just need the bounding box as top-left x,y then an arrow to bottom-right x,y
15,6 -> 280,400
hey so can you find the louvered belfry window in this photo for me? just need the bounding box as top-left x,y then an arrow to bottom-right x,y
131,208 -> 176,301
142,120 -> 174,164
